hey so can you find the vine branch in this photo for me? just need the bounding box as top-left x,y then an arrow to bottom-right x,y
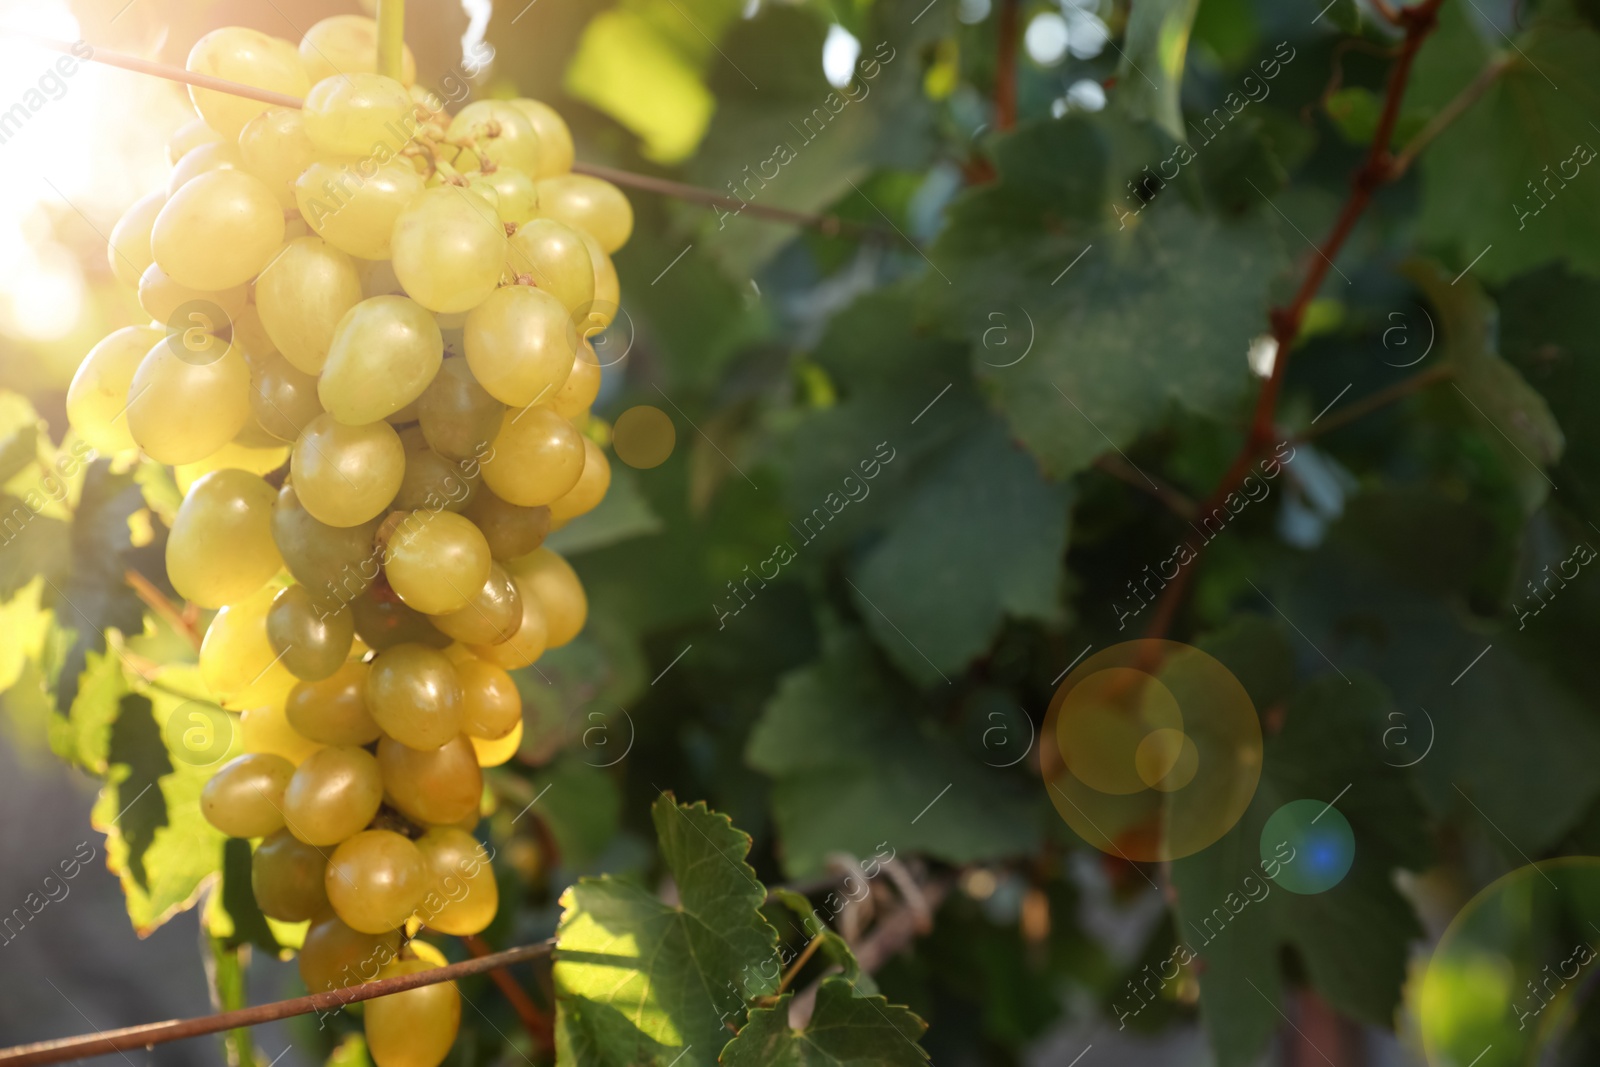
461,934 -> 554,1052
995,0 -> 1021,132
0,31 -> 894,242
1389,51 -> 1514,179
0,941 -> 554,1067
1143,0 -> 1449,642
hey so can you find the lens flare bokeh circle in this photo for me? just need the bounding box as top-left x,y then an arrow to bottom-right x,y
1041,640 -> 1262,863
1259,799 -> 1355,895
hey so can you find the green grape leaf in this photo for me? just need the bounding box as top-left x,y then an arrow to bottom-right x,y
1410,2 -> 1600,281
747,631 -> 1041,877
1403,259 -> 1563,512
1170,672 -> 1430,1067
850,419 -> 1072,684
765,888 -> 874,994
1115,0 -> 1203,142
0,423 -> 38,485
553,795 -> 780,1067
933,117 -> 1287,479
720,978 -> 930,1066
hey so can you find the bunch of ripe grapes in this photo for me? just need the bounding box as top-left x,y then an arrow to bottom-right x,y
64,16 -> 625,1065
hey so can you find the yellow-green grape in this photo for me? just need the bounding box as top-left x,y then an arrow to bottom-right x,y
365,644 -> 463,749
390,186 -> 505,315
506,99 -> 574,179
252,829 -> 329,922
471,577 -> 548,670
186,28 -> 309,138
285,661 -> 382,746
364,958 -> 462,1067
167,139 -> 244,195
414,828 -> 496,935
168,117 -> 223,165
267,585 -> 355,681
238,107 -> 315,210
272,484 -> 381,608
137,263 -> 248,328
351,587 -> 451,652
393,430 -> 479,513
282,744 -> 384,846
127,335 -> 251,465
291,413 -> 405,527
256,235 -> 364,375
574,228 -> 619,335
446,100 -> 541,175
416,358 -> 504,462
200,752 -> 295,838
504,219 -> 593,314
457,658 -> 522,740
430,564 -> 521,647
470,168 -> 538,225
241,701 -> 322,765
235,415 -> 285,451
462,286 -> 574,407
461,492 -> 550,561
108,190 -> 166,288
303,74 -> 415,158
233,304 -> 279,360
299,915 -> 400,992
177,439 -> 290,494
535,174 -> 633,254
167,469 -> 281,609
550,342 -> 602,421
549,437 -> 610,525
480,407 -> 586,507
152,170 -> 285,290
300,15 -> 418,87
201,587 -> 298,707
295,159 -> 425,261
66,326 -> 163,453
251,353 -> 325,442
383,512 -> 492,616
511,547 -> 587,648
320,296 -> 443,424
325,830 -> 428,934
469,720 -> 523,767
377,735 -> 482,826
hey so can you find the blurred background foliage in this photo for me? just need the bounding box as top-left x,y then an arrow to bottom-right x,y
3,0 -> 1600,1063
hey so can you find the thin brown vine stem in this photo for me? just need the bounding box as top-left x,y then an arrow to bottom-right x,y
461,934 -> 554,1052
0,941 -> 555,1067
995,0 -> 1021,132
1291,363 -> 1454,444
1389,52 -> 1515,179
1142,0 -> 1449,644
1093,455 -> 1198,519
123,569 -> 201,651
0,30 -> 895,242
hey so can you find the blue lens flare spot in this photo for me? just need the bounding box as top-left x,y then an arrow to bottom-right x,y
1260,798 -> 1355,895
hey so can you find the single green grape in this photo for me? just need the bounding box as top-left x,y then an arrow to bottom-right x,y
393,428 -> 479,513
460,491 -> 551,561
363,957 -> 462,1067
151,169 -> 285,290
415,357 -> 504,462
295,158 -> 425,261
255,235 -> 363,375
510,547 -> 588,648
456,657 -> 522,740
127,335 -> 252,466
136,263 -> 248,336
446,100 -> 541,175
390,186 -> 505,314
66,326 -> 164,453
469,168 -> 538,225
504,219 -> 594,313
383,511 -> 492,616
462,285 -> 574,407
350,586 -> 451,652
238,107 -> 316,210
107,190 -> 167,289
303,73 -> 414,158
252,828 -> 329,922
167,118 -> 223,165
377,735 -> 482,827
319,296 -> 444,425
325,829 -> 428,934
430,564 -> 522,646
300,15 -> 418,86
548,436 -> 611,526
574,227 -> 619,334
550,341 -> 602,421
186,27 -> 309,138
285,660 -> 383,746
414,827 -> 497,935
299,914 -> 400,993
167,469 -> 282,609
200,586 -> 298,708
266,585 -> 355,681
534,174 -> 632,253
479,407 -> 586,507
365,643 -> 463,749
506,98 -> 574,179
471,575 -> 548,670
271,483 -> 382,610
250,352 -> 325,442
282,744 -> 384,846
167,139 -> 244,196
200,752 -> 295,838
291,413 -> 405,527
